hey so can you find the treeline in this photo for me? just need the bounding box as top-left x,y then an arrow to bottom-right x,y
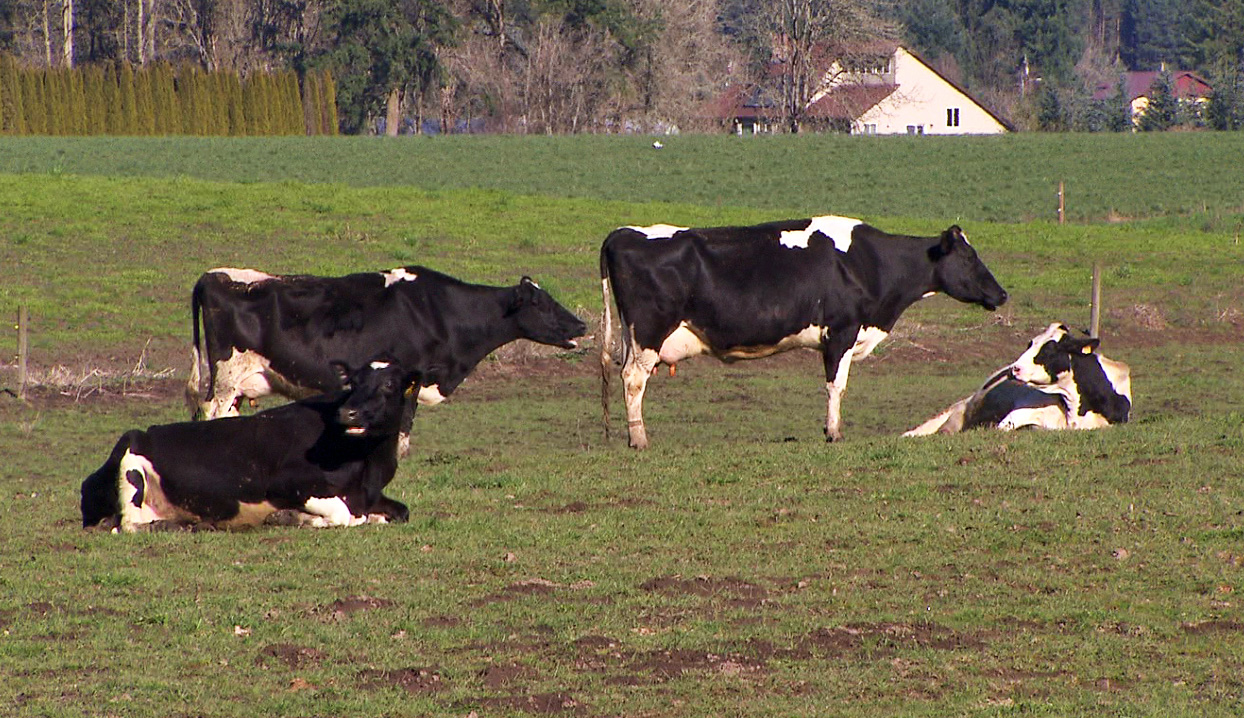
0,55 -> 338,136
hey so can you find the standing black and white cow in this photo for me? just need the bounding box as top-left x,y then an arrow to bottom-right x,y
599,216 -> 1009,448
904,323 -> 1131,435
187,265 -> 586,452
82,359 -> 420,532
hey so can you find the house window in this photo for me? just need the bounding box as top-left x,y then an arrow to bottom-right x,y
907,125 -> 924,135
862,124 -> 877,135
947,108 -> 961,127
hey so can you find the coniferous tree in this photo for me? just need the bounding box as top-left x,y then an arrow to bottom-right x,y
0,55 -> 25,134
321,69 -> 339,135
224,71 -> 245,135
134,65 -> 156,135
1138,70 -> 1178,131
1206,69 -> 1244,130
103,62 -> 123,134
1108,75 -> 1133,131
46,69 -> 66,135
21,68 -> 45,135
119,62 -> 138,134
303,71 -> 321,134
84,64 -> 107,134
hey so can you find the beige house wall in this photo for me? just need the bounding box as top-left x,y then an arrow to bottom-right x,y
823,47 -> 1009,135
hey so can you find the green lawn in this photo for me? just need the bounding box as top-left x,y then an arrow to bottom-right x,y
1,135 -> 1242,716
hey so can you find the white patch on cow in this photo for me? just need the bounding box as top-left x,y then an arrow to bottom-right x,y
204,349 -> 275,419
658,322 -> 709,364
998,405 -> 1069,431
778,215 -> 861,251
369,360 -> 391,369
302,497 -> 366,528
627,223 -> 688,240
210,267 -> 275,285
117,451 -> 196,532
383,267 -> 418,287
1009,323 -> 1067,384
850,326 -> 890,361
416,384 -> 446,406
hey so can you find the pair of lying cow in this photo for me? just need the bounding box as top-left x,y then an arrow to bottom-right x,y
82,215 -> 1129,532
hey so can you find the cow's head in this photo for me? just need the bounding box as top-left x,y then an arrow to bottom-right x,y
1010,323 -> 1098,385
507,277 -> 588,349
331,359 -> 421,438
929,226 -> 1009,311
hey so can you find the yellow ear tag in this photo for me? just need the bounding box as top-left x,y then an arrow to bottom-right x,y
405,385 -> 416,398
1081,344 -> 1094,354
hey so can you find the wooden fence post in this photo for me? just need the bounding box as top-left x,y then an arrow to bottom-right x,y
17,306 -> 28,400
1058,181 -> 1065,225
1089,263 -> 1102,339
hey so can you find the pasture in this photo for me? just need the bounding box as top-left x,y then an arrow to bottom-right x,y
1,134 -> 1242,717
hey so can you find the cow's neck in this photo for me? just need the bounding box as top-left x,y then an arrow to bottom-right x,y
445,287 -> 525,368
850,236 -> 939,331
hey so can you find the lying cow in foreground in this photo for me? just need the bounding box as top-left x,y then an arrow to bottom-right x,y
187,265 -> 587,455
904,323 -> 1131,435
82,359 -> 420,532
599,216 -> 1008,448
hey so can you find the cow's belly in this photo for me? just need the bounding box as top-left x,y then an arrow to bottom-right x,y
718,324 -> 826,361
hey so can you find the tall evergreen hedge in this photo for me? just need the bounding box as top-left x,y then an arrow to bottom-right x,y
0,55 -> 339,136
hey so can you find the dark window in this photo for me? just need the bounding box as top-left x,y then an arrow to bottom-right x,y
947,108 -> 960,127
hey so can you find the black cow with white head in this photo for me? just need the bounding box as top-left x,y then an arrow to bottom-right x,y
83,359 -> 420,532
599,216 -> 1008,448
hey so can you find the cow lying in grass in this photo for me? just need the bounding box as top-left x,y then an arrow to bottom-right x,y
904,323 -> 1131,436
81,359 -> 420,532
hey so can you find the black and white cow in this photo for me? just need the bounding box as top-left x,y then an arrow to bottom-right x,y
82,359 -> 420,532
599,216 -> 1009,448
187,265 -> 586,452
904,323 -> 1131,435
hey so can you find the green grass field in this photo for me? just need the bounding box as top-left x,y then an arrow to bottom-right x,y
1,134 -> 1242,717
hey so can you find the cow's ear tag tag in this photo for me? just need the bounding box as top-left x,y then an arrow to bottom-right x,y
1080,344 -> 1094,354
405,384 -> 417,398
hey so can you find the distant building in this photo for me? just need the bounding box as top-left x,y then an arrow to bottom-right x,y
714,45 -> 1012,136
1092,69 -> 1213,127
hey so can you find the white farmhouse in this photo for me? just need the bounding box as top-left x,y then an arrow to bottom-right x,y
720,45 -> 1012,136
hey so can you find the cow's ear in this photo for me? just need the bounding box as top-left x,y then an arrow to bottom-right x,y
1080,338 -> 1100,354
330,361 -> 353,389
937,226 -> 962,255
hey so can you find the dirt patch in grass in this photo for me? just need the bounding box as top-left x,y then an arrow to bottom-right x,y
640,575 -> 772,608
479,662 -> 537,689
359,667 -> 446,694
474,692 -> 587,715
312,595 -> 395,622
257,643 -> 328,669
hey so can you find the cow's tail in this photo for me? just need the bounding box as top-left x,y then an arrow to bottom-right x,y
185,278 -> 206,419
599,245 -> 614,441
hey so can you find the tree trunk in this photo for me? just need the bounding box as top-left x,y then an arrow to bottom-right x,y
62,0 -> 74,67
385,87 -> 401,136
42,0 -> 53,66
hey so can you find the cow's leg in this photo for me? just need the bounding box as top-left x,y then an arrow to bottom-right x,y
621,345 -> 660,450
998,406 -> 1068,431
367,494 -> 410,524
300,496 -> 368,528
821,327 -> 860,442
203,350 -> 272,419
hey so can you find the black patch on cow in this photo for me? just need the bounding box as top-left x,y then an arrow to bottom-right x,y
1070,353 -> 1132,423
125,469 -> 145,507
